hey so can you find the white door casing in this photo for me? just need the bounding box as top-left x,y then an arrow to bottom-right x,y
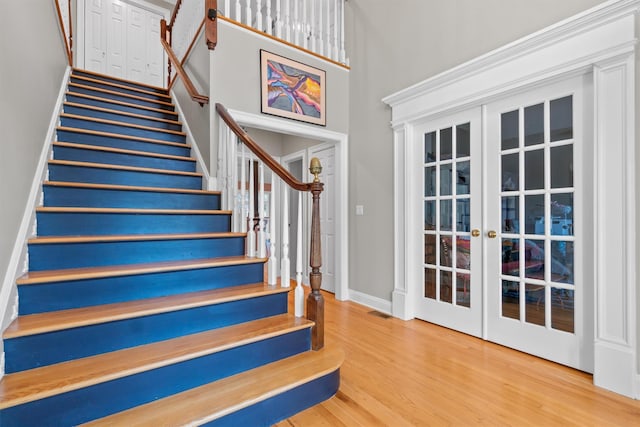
384,1 -> 637,398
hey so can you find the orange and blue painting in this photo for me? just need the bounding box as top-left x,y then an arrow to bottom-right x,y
260,50 -> 326,126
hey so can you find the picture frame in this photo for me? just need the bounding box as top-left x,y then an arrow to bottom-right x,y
260,50 -> 326,126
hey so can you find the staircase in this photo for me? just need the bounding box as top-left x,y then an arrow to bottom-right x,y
0,69 -> 342,426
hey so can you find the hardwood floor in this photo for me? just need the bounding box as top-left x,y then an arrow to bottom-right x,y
277,290 -> 640,426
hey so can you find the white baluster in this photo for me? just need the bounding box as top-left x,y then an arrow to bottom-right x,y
247,156 -> 256,257
235,0 -> 242,21
268,178 -> 278,285
266,0 -> 272,34
240,145 -> 247,233
332,0 -> 338,60
283,0 -> 291,41
302,0 -> 308,49
317,0 -> 323,56
281,185 -> 290,288
309,0 -> 316,52
275,0 -> 282,38
293,0 -> 299,45
339,0 -> 346,63
218,126 -> 228,208
294,193 -> 304,317
256,0 -> 263,31
257,162 -> 267,258
226,128 -> 234,211
224,0 -> 230,16
230,135 -> 239,232
245,0 -> 252,26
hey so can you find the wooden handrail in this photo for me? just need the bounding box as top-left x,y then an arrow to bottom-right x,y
54,0 -> 73,66
160,19 -> 209,106
216,102 -> 325,350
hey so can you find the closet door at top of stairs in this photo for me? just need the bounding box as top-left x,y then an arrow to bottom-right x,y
84,0 -> 165,87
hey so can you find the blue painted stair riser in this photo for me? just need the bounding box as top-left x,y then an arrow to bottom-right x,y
48,163 -> 202,190
0,329 -> 310,426
63,104 -> 182,131
57,128 -> 190,157
29,235 -> 246,271
53,145 -> 196,172
60,115 -> 186,143
70,76 -> 171,102
69,85 -> 175,111
19,262 -> 265,315
37,210 -> 230,236
43,185 -> 220,209
71,71 -> 169,95
65,94 -> 177,121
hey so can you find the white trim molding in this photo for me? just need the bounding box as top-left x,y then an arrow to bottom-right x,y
383,0 -> 639,398
221,109 -> 350,302
348,289 -> 392,315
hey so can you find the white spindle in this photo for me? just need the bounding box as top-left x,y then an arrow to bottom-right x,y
218,126 -> 228,210
309,0 -> 316,52
235,0 -> 242,21
266,0 -> 272,34
317,0 -> 323,56
293,0 -> 299,45
294,194 -> 304,317
339,0 -> 346,63
256,0 -> 263,31
275,0 -> 282,38
332,0 -> 338,60
257,162 -> 267,258
247,156 -> 256,257
268,178 -> 278,285
281,186 -> 290,288
224,0 -> 230,16
245,0 -> 252,26
230,135 -> 239,232
240,145 -> 247,233
301,0 -> 307,49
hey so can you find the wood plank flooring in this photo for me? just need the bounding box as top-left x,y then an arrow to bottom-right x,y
278,290 -> 640,426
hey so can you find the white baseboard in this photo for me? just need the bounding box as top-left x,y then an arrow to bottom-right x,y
171,93 -> 212,190
348,289 -> 392,315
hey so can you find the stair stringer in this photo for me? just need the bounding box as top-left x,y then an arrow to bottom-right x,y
0,66 -> 73,377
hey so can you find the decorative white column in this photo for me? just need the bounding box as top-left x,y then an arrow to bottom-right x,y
294,193 -> 304,316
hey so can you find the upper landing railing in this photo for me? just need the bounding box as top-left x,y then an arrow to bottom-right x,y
54,0 -> 73,66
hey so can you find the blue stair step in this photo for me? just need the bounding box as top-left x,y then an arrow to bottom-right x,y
36,207 -> 230,236
57,127 -> 190,157
28,233 -> 246,271
69,83 -> 175,111
52,143 -> 196,172
70,75 -> 173,103
71,68 -> 168,95
60,114 -> 186,143
43,181 -> 221,209
66,93 -> 179,121
48,160 -> 202,190
63,102 -> 182,131
83,347 -> 343,427
3,284 -> 290,374
18,257 -> 266,314
0,314 -> 313,426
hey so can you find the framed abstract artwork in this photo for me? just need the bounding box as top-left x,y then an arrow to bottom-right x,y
260,50 -> 326,126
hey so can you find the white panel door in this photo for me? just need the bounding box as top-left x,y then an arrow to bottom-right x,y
85,0 -> 107,73
126,5 -> 146,83
145,12 -> 164,87
415,107 -> 483,337
485,75 -> 593,372
311,145 -> 336,293
106,0 -> 126,78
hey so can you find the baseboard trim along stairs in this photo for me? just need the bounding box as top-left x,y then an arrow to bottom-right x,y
0,68 -> 341,426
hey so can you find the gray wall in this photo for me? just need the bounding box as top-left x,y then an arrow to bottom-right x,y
172,31 -> 212,172
0,2 -> 68,324
345,0 -> 607,301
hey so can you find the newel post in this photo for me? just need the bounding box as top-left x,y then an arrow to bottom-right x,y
307,157 -> 324,350
206,0 -> 218,50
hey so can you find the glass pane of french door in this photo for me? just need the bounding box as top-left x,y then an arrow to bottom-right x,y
486,75 -> 593,372
416,108 -> 482,338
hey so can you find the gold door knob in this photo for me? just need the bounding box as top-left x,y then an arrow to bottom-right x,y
487,230 -> 497,238
471,229 -> 480,237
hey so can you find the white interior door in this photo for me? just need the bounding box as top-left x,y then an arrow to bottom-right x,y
310,145 -> 336,293
415,108 -> 483,337
85,0 -> 108,73
106,0 -> 126,78
126,5 -> 146,83
485,75 -> 593,372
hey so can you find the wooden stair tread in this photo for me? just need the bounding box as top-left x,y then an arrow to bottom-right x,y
0,314 -> 311,409
53,141 -> 196,162
43,180 -> 221,195
36,206 -> 229,214
68,83 -> 174,107
64,92 -> 178,117
60,113 -> 186,136
48,159 -> 201,177
83,346 -> 343,427
63,102 -> 182,126
72,68 -> 168,93
70,74 -> 172,100
17,255 -> 264,285
29,232 -> 245,245
57,126 -> 187,147
4,282 -> 283,339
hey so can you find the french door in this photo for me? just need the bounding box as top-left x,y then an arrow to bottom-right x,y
416,75 -> 593,371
